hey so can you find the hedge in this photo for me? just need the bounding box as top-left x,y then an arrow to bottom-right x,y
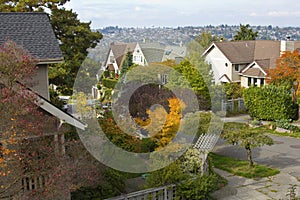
243,86 -> 298,121
102,78 -> 118,89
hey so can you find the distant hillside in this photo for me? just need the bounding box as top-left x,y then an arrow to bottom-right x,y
88,25 -> 300,64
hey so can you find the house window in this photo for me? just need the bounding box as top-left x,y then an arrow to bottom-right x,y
260,78 -> 264,86
248,77 -> 251,86
254,78 -> 258,86
234,64 -> 239,72
109,56 -> 114,63
133,56 -> 137,62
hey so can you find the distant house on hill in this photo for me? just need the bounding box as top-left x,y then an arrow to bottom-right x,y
203,40 -> 300,87
102,42 -> 187,74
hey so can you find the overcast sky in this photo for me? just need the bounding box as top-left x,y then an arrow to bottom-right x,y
65,0 -> 300,29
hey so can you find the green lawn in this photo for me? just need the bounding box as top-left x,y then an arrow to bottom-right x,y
210,153 -> 280,179
255,124 -> 300,139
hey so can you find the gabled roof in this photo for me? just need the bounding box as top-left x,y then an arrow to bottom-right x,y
204,40 -> 281,65
214,41 -> 256,64
241,59 -> 269,78
219,74 -> 231,83
107,43 -> 137,68
162,45 -> 187,61
140,43 -> 165,63
0,12 -> 63,64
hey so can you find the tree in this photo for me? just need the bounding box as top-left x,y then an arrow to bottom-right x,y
222,123 -> 273,167
195,30 -> 220,50
0,1 -> 103,95
233,24 -> 258,41
224,82 -> 243,99
267,50 -> 300,97
170,60 -> 212,110
50,8 -> 102,94
136,98 -> 185,150
0,40 -> 105,199
0,40 -> 68,199
0,0 -> 68,11
120,50 -> 133,76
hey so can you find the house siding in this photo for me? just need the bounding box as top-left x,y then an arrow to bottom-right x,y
205,47 -> 232,84
32,64 -> 49,100
132,43 -> 146,66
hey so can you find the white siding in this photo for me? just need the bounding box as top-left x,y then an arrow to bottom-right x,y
105,50 -> 119,73
132,43 -> 146,66
205,47 -> 232,84
240,76 -> 248,88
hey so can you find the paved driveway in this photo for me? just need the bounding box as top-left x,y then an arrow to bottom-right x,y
212,132 -> 300,199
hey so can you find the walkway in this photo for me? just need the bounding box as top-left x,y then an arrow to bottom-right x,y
212,121 -> 300,199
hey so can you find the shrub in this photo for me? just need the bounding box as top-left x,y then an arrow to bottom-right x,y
102,78 -> 118,89
243,86 -> 298,121
276,119 -> 298,131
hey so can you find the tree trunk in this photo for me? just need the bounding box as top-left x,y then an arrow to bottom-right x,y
246,147 -> 254,167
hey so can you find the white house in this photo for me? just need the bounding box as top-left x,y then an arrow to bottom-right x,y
203,40 -> 300,88
103,42 -> 187,75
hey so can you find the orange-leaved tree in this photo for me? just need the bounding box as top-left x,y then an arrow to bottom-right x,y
136,98 -> 185,150
267,50 -> 300,97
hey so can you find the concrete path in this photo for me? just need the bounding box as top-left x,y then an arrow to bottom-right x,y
212,115 -> 300,200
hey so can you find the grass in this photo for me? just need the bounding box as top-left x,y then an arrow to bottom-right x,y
210,153 -> 280,179
225,122 -> 300,139
255,124 -> 300,139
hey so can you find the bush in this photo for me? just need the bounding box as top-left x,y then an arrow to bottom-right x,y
276,119 -> 298,131
102,78 -> 118,89
243,86 -> 298,121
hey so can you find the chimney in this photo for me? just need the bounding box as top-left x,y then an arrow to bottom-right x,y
281,35 -> 294,54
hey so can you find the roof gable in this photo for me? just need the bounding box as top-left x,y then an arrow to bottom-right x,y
0,12 -> 63,63
110,43 -> 137,67
241,60 -> 268,78
214,41 -> 255,64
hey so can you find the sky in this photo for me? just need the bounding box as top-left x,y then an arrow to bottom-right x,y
65,0 -> 300,29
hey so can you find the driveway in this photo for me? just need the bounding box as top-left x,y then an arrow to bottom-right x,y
212,129 -> 300,199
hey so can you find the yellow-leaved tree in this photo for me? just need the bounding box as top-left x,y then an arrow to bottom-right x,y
136,98 -> 185,150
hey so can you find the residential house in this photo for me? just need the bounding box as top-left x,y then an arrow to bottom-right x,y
203,40 -> 300,87
0,12 -> 86,199
102,42 -> 187,75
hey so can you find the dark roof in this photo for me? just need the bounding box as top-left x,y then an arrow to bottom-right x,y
0,12 -> 63,63
241,59 -> 270,77
108,43 -> 136,68
213,40 -> 281,65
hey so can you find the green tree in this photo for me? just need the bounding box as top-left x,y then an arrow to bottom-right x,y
224,82 -> 243,99
120,50 -> 133,76
50,8 -> 102,94
0,0 -> 68,11
0,2 -> 103,95
170,60 -> 211,110
222,123 -> 273,167
195,30 -> 220,49
234,24 -> 258,41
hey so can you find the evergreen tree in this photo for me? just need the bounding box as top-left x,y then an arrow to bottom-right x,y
234,24 -> 258,41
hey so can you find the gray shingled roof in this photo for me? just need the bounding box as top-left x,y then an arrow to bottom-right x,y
0,12 -> 63,63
